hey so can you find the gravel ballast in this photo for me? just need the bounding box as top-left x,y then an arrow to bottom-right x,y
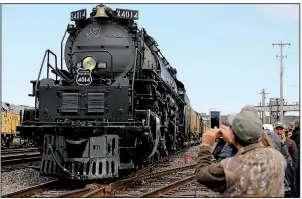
1,168 -> 56,196
1,144 -> 213,197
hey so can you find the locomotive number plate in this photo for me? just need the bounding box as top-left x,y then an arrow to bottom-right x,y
116,8 -> 139,20
76,68 -> 92,85
70,9 -> 86,21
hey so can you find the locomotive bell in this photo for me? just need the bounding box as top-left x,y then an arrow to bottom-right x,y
94,6 -> 109,19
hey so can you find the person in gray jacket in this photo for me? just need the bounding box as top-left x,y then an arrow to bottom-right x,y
264,128 -> 295,197
264,129 -> 292,165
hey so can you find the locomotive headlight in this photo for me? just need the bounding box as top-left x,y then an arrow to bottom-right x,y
82,56 -> 97,71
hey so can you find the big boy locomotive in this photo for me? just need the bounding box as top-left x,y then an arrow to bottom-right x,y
17,4 -> 206,180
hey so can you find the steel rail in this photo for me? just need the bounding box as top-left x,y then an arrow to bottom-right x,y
1,180 -> 58,198
80,164 -> 196,197
1,151 -> 41,165
139,175 -> 195,197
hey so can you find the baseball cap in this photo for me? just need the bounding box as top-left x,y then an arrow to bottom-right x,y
274,121 -> 285,129
241,105 -> 258,115
232,110 -> 263,144
263,124 -> 273,132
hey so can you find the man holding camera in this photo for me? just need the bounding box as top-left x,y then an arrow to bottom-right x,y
212,113 -> 237,161
195,109 -> 287,197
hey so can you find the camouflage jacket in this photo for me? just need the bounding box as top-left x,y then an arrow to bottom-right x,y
195,142 -> 287,197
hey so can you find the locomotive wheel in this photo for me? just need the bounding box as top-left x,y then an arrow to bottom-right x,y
28,140 -> 34,147
128,112 -> 161,163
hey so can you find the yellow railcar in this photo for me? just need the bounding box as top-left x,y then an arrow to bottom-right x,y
189,108 -> 209,139
2,102 -> 22,135
195,112 -> 201,134
189,107 -> 204,140
189,106 -> 196,135
1,102 -> 32,147
2,110 -> 21,136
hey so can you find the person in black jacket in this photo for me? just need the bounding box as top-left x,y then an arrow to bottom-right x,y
291,119 -> 300,197
291,119 -> 300,151
291,119 -> 300,198
296,156 -> 300,197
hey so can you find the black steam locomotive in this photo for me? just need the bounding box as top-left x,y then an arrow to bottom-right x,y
17,4 -> 196,180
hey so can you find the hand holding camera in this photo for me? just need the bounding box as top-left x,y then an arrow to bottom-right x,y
202,128 -> 220,146
202,125 -> 234,146
219,125 -> 234,144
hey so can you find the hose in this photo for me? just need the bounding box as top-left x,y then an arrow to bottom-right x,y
48,144 -> 81,180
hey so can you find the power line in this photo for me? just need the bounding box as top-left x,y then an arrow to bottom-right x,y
272,41 -> 291,123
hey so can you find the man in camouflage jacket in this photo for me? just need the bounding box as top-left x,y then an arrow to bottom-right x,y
195,110 -> 287,197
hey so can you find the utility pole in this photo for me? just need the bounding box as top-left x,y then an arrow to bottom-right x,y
272,41 -> 290,123
259,89 -> 269,124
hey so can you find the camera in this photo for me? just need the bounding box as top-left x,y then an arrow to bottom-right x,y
209,109 -> 221,129
209,109 -> 221,141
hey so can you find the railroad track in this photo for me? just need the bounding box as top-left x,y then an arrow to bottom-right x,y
1,148 -> 39,154
161,181 -> 218,197
2,164 -> 198,198
1,164 -> 155,198
108,164 -> 197,197
2,143 -> 203,198
1,148 -> 41,166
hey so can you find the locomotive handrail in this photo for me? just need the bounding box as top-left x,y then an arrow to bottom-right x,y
46,50 -> 59,81
131,48 -> 138,119
61,30 -> 67,70
34,50 -> 47,118
139,28 -> 144,79
34,49 -> 59,118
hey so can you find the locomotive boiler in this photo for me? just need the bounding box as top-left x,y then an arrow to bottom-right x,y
17,4 -> 198,180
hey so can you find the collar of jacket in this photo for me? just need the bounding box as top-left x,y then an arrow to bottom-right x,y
236,142 -> 264,156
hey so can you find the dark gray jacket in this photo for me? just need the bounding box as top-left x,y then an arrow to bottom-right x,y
267,131 -> 292,165
217,143 -> 237,160
212,139 -> 237,161
267,130 -> 295,196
